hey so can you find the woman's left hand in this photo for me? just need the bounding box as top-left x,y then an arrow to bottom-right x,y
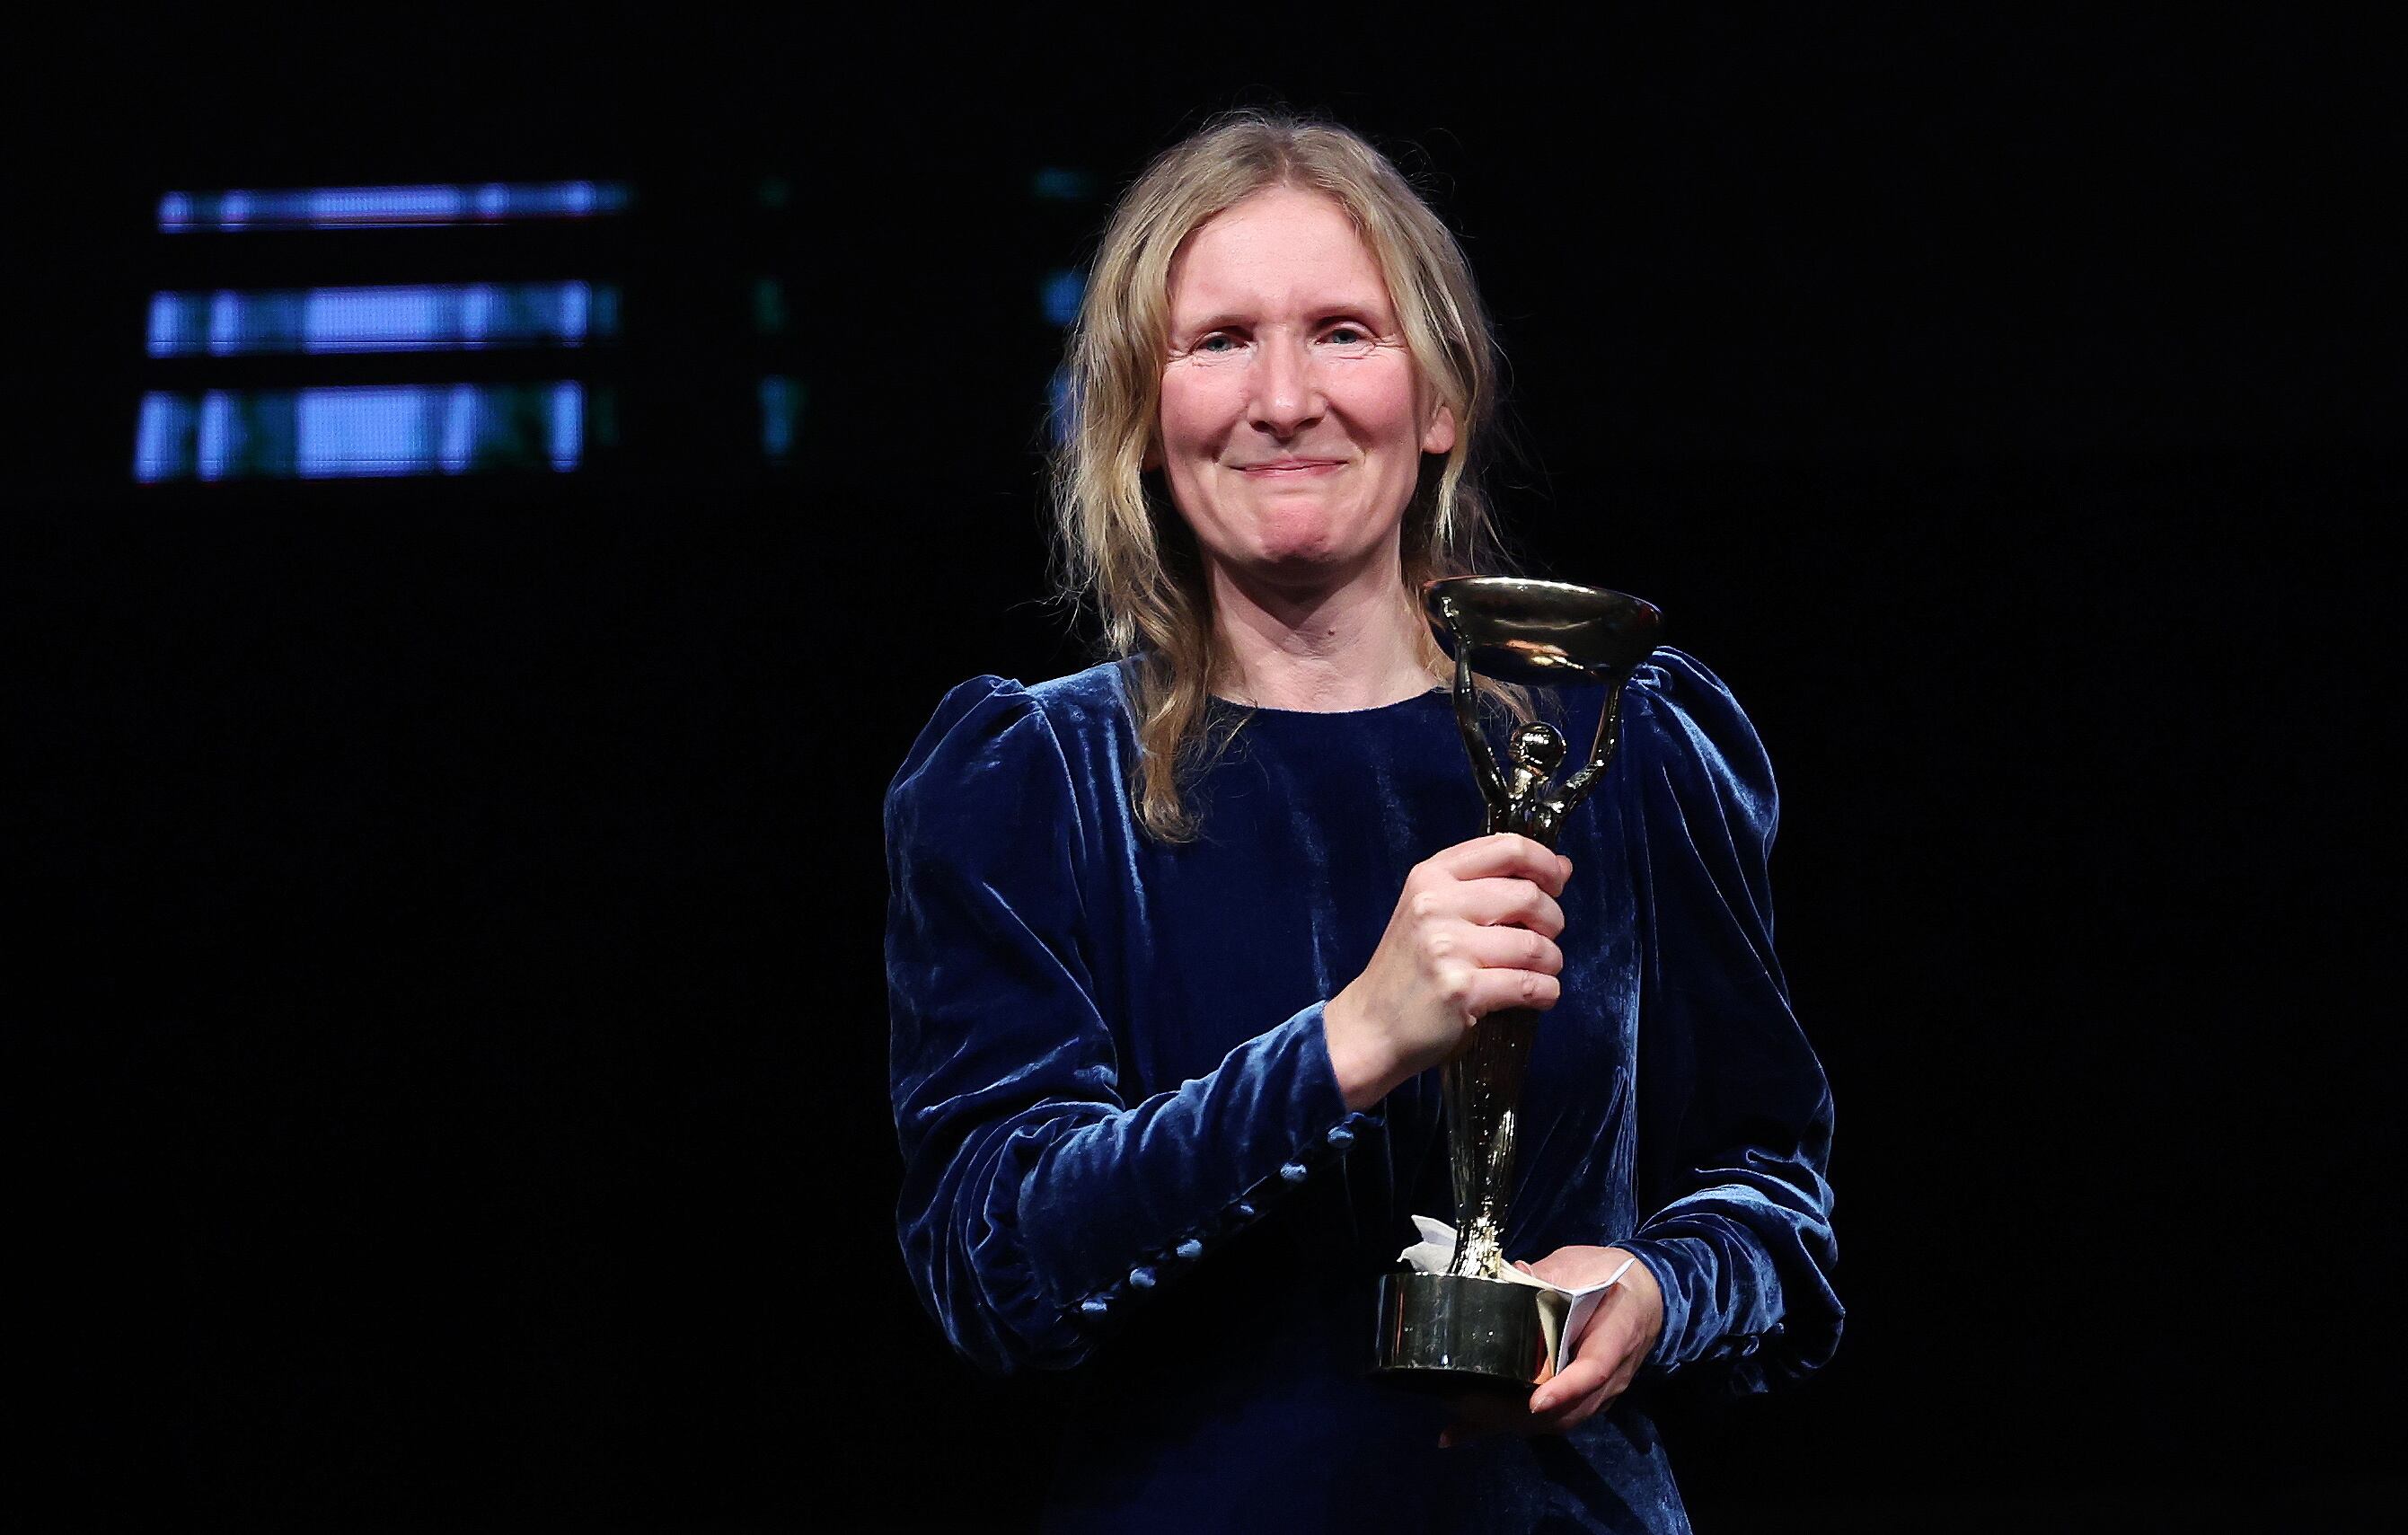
1438,1246 -> 1665,1447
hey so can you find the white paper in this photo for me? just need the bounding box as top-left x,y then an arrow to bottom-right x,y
1397,1214 -> 1636,1376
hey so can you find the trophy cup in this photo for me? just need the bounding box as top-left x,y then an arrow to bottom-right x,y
1372,576 -> 1663,1391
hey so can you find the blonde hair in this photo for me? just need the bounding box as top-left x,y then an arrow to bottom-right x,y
1051,110 -> 1524,842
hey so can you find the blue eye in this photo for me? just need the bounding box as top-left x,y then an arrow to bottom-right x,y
1196,333 -> 1239,353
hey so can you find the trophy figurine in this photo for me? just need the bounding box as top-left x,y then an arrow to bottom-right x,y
1373,576 -> 1663,1391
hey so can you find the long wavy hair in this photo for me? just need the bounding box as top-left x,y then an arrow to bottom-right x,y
1051,110 -> 1525,842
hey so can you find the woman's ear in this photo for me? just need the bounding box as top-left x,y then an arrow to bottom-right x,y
1421,403 -> 1458,456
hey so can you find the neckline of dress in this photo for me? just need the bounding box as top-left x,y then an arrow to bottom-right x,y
1207,685 -> 1448,720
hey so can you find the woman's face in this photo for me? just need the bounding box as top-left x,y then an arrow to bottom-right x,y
1155,187 -> 1455,591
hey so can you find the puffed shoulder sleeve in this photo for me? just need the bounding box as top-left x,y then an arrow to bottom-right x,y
1613,649 -> 1843,1396
886,675 -> 1370,1374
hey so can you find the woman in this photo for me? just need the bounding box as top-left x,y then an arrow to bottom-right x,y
886,112 -> 1839,1533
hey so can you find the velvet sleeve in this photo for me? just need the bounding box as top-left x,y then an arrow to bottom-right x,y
1612,649 -> 1843,1396
885,676 -> 1376,1374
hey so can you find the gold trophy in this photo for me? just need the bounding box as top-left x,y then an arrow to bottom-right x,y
1373,577 -> 1663,1390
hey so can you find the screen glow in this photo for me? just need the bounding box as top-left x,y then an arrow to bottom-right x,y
761,375 -> 804,461
1030,168 -> 1097,201
148,282 -> 615,356
1040,269 -> 1085,327
157,181 -> 631,232
136,383 -> 587,481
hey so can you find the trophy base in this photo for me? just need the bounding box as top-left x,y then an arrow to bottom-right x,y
1372,1269 -> 1568,1392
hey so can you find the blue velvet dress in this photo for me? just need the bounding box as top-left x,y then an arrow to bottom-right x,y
886,649 -> 1840,1533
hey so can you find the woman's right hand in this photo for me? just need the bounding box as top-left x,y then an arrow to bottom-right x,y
1322,833 -> 1572,1111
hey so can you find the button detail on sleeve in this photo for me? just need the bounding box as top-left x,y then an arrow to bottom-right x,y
1325,1125 -> 1356,1149
1278,1161 -> 1309,1184
1174,1239 -> 1204,1261
1079,1297 -> 1111,1318
1128,1266 -> 1157,1290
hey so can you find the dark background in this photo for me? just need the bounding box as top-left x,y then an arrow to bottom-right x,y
14,6 -> 2400,1531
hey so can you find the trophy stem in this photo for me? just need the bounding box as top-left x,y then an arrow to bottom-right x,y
1442,1006 -> 1539,1278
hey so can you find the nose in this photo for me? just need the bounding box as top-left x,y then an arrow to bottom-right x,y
1247,332 -> 1323,438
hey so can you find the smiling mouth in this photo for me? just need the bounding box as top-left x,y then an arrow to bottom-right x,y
1236,459 -> 1345,475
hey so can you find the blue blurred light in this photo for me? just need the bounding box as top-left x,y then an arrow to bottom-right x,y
146,293 -> 178,355
135,384 -> 587,481
1031,168 -> 1097,201
134,393 -> 197,482
295,387 -> 415,477
547,384 -> 581,472
323,185 -> 459,225
157,181 -> 631,232
207,291 -> 241,352
146,282 -> 614,356
197,392 -> 236,479
460,284 -> 497,344
761,375 -> 804,461
1041,268 -> 1086,327
438,384 -> 478,474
